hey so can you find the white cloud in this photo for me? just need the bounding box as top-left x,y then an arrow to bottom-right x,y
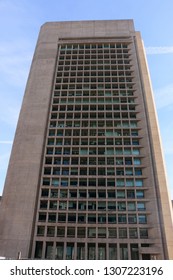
146,46 -> 173,55
0,141 -> 13,144
154,84 -> 173,109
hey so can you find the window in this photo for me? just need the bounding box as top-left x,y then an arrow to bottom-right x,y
137,202 -> 145,211
43,178 -> 50,186
117,202 -> 126,211
135,179 -> 143,187
47,226 -> 55,237
138,214 -> 147,224
130,244 -> 139,260
98,215 -> 106,223
57,227 -> 65,237
67,227 -> 75,237
77,243 -> 85,260
52,179 -> 59,187
126,179 -> 134,187
98,228 -> 106,238
129,228 -> 138,238
140,228 -> 148,238
119,228 -> 127,238
49,201 -> 57,210
77,227 -> 86,238
37,226 -> 45,236
66,243 -> 74,260
128,214 -> 137,224
109,244 -> 117,260
88,244 -> 96,260
41,189 -> 49,197
68,214 -> 76,222
45,242 -> 53,259
136,190 -> 144,199
108,214 -> 116,223
134,158 -> 141,165
34,241 -> 43,259
98,244 -> 106,260
127,190 -> 135,198
116,179 -> 124,187
118,214 -> 126,223
88,215 -> 96,223
120,244 -> 128,260
58,214 -> 66,222
127,202 -> 136,211
55,243 -> 64,260
38,213 -> 46,222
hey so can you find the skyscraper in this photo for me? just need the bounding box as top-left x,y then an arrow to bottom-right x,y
0,20 -> 173,260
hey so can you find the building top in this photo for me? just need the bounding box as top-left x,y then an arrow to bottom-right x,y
38,20 -> 136,46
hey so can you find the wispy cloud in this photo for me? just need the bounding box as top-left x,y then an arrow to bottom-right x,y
0,141 -> 13,144
146,46 -> 173,55
154,83 -> 173,109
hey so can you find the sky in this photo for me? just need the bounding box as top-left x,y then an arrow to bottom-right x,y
0,0 -> 173,198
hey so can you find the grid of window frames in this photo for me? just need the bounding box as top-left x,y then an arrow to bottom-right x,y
33,42 -> 149,260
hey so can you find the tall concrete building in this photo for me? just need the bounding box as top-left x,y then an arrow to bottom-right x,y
0,20 -> 173,260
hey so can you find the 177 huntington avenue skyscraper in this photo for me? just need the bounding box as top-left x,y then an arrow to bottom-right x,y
0,20 -> 173,260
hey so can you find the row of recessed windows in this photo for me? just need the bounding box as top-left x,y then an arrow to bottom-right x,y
52,111 -> 137,120
42,177 -> 143,187
56,64 -> 131,73
46,150 -> 141,158
50,121 -> 138,130
55,83 -> 133,90
52,101 -> 136,108
58,54 -> 131,60
56,65 -> 131,73
60,44 -> 129,50
52,101 -> 136,112
56,70 -> 131,77
44,167 -> 142,177
49,130 -> 139,139
45,147 -> 140,155
58,59 -> 131,65
56,79 -> 133,85
52,103 -> 136,111
59,50 -> 131,56
57,64 -> 131,71
51,113 -> 136,120
60,48 -> 129,54
39,200 -> 146,212
38,212 -> 147,224
51,119 -> 138,128
59,56 -> 130,62
34,241 -> 141,260
47,135 -> 139,144
45,156 -> 142,167
58,58 -> 130,66
46,149 -> 142,158
53,91 -> 134,98
50,122 -> 138,132
37,226 -> 148,239
60,49 -> 129,55
51,112 -> 138,122
52,105 -> 136,113
41,188 -> 145,199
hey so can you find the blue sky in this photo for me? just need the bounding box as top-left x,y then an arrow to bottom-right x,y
0,0 -> 173,198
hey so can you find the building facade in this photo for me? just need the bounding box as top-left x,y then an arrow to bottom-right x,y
0,20 -> 173,260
